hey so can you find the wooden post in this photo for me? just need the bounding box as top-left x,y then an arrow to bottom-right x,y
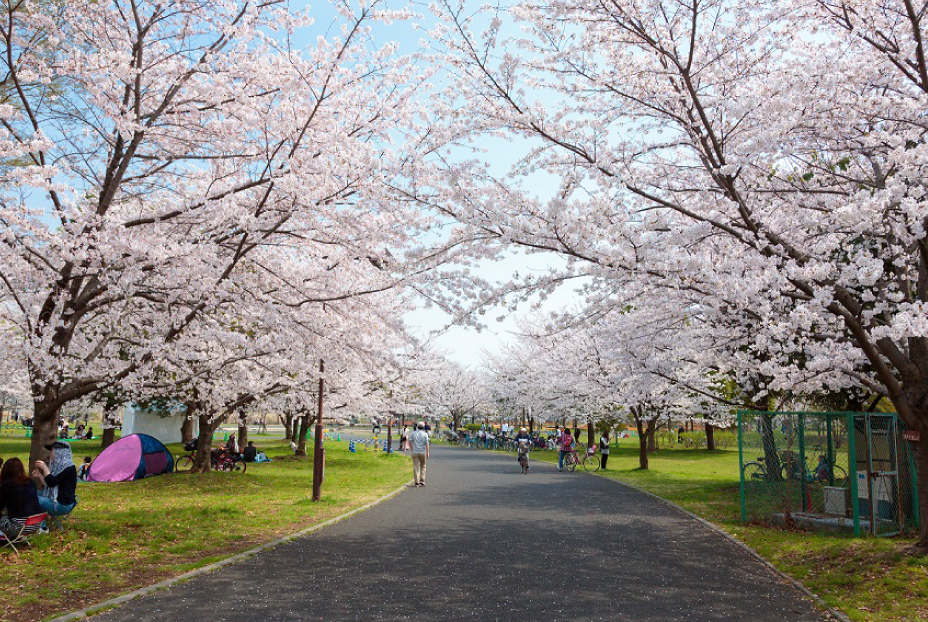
387,413 -> 393,452
312,359 -> 325,502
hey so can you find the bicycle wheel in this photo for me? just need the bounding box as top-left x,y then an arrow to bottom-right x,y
742,462 -> 766,482
830,465 -> 848,487
231,459 -> 247,474
175,455 -> 194,472
582,454 -> 600,472
566,455 -> 578,472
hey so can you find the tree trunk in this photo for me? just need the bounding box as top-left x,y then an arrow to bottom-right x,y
706,422 -> 716,451
647,425 -> 658,453
181,416 -> 195,443
283,413 -> 294,441
528,416 -> 534,435
760,414 -> 782,481
101,426 -> 116,448
238,422 -> 248,449
296,412 -> 311,456
636,415 -> 649,470
587,418 -> 594,448
101,404 -> 119,449
28,401 -> 59,471
192,414 -> 224,473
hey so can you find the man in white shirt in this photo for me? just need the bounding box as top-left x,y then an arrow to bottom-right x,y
409,421 -> 431,487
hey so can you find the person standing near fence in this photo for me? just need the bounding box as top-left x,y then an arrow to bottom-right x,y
599,431 -> 610,470
410,422 -> 430,487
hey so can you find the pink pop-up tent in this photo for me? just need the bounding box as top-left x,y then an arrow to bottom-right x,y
87,434 -> 174,482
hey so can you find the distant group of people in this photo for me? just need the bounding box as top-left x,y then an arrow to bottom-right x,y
453,424 -> 613,473
58,420 -> 93,440
0,440 -> 80,538
199,435 -> 262,462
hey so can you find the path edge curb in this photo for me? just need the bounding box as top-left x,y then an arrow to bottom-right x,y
551,459 -> 853,622
44,479 -> 414,622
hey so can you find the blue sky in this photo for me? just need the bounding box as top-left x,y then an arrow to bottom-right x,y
269,0 -> 576,368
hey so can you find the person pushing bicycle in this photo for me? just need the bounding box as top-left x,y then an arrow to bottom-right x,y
557,427 -> 574,471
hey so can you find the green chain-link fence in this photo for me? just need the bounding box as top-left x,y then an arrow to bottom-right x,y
738,411 -> 919,537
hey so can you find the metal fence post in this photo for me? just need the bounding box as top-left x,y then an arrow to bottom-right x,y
798,413 -> 807,513
848,412 -> 860,537
738,411 -> 746,523
826,415 -> 834,486
909,437 -> 920,530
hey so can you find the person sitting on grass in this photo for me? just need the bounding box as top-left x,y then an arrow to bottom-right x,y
33,441 -> 78,517
84,426 -> 93,440
0,457 -> 42,538
243,441 -> 257,463
77,456 -> 92,481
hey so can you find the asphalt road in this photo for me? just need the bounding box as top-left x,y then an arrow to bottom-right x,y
90,446 -> 828,622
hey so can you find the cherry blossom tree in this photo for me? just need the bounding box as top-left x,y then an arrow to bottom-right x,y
0,0 -> 469,469
426,0 -> 928,544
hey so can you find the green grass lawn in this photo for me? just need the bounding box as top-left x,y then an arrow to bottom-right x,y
0,435 -> 409,622
525,441 -> 928,622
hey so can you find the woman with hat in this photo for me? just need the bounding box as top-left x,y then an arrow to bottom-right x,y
33,441 -> 78,516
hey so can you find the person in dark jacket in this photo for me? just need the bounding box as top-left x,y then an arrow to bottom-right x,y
599,432 -> 611,470
243,441 -> 257,463
0,457 -> 42,537
33,441 -> 77,516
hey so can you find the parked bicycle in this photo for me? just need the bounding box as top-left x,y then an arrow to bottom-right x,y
579,446 -> 601,471
741,451 -> 846,487
175,439 -> 246,473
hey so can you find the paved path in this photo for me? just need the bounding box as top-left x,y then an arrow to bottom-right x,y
91,447 -> 827,622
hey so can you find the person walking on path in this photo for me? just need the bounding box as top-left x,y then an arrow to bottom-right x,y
410,422 -> 430,487
401,426 -> 410,451
599,432 -> 610,470
515,427 -> 531,473
557,427 -> 574,471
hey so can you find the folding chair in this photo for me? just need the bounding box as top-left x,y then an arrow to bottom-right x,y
48,497 -> 78,531
0,512 -> 48,554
